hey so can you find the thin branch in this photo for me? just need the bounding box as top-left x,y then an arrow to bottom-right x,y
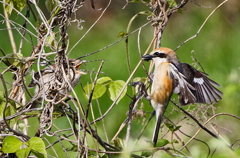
69,0 -> 112,54
76,21 -> 152,59
175,0 -> 228,51
3,0 -> 17,54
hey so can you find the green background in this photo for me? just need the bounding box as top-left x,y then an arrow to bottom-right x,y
1,0 -> 240,157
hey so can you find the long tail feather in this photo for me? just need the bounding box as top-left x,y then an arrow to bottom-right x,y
152,105 -> 167,147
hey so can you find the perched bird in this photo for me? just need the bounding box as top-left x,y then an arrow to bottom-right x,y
142,47 -> 222,146
27,59 -> 86,108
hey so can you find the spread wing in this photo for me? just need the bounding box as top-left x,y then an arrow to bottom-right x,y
170,63 -> 196,104
179,63 -> 222,105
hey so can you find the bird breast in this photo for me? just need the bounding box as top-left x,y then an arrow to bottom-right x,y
151,62 -> 173,107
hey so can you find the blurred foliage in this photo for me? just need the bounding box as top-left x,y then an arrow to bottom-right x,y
0,0 -> 240,157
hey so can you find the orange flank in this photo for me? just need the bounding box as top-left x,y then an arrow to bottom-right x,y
151,62 -> 173,105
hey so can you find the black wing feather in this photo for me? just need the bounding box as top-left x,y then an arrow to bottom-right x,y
177,63 -> 222,105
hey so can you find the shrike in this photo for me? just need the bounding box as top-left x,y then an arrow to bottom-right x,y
142,47 -> 222,146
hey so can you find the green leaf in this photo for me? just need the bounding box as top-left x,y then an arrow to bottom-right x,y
4,0 -> 26,15
108,80 -> 127,104
172,139 -> 179,144
97,77 -> 112,85
156,139 -> 169,147
165,123 -> 174,131
174,125 -> 181,131
166,0 -> 177,9
88,150 -> 97,157
84,83 -> 106,100
178,8 -> 183,14
141,150 -> 152,157
165,123 -> 181,132
2,136 -> 22,153
27,137 -> 47,158
45,0 -> 58,12
4,0 -> 14,15
13,0 -> 26,12
45,33 -> 56,47
8,53 -> 24,68
16,147 -> 31,158
66,144 -> 78,152
132,77 -> 149,85
117,32 -> 127,38
4,106 -> 18,127
113,138 -> 125,149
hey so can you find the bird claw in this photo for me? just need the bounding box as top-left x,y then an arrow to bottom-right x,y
145,95 -> 152,101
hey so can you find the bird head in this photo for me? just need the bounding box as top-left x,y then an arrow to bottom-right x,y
69,59 -> 87,75
142,47 -> 180,66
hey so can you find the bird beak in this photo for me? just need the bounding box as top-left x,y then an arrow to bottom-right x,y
78,71 -> 87,75
142,54 -> 154,61
72,60 -> 85,68
73,60 -> 87,75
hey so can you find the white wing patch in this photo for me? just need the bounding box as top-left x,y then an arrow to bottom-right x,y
193,77 -> 204,84
170,63 -> 196,103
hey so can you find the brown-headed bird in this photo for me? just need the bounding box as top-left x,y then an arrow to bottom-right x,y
142,47 -> 222,146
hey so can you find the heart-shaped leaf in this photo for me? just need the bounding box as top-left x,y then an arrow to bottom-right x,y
108,80 -> 127,104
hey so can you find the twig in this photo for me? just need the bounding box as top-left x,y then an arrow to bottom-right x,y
92,58 -> 144,124
0,72 -> 30,141
171,100 -> 218,137
3,0 -> 16,54
1,1 -> 38,32
76,21 -> 152,59
176,108 -> 237,151
69,0 -> 112,54
175,0 -> 228,51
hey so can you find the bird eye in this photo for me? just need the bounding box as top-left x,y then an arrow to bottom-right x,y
154,52 -> 166,58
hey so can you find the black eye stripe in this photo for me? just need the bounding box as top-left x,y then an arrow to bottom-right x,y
154,52 -> 167,58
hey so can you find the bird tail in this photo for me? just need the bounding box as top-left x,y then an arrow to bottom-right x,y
152,104 -> 167,147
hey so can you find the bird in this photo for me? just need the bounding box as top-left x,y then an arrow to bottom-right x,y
26,59 -> 86,109
142,47 -> 222,147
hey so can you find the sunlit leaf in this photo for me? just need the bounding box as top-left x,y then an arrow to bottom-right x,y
84,83 -> 106,100
16,147 -> 31,158
108,80 -> 127,104
8,53 -> 24,68
4,0 -> 14,15
27,137 -> 47,158
156,139 -> 169,147
2,136 -> 22,153
97,77 -> 112,85
4,0 -> 26,15
45,33 -> 56,47
132,77 -> 141,82
166,0 -> 177,9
